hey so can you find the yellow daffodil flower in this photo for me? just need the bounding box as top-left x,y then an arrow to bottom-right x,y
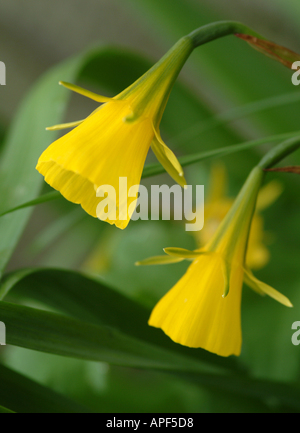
136,166 -> 292,357
36,38 -> 193,229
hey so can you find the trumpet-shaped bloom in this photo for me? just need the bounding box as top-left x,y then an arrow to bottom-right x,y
137,167 -> 292,357
36,37 -> 193,229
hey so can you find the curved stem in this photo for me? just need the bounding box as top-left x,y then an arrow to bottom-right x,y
258,137 -> 300,169
187,21 -> 262,48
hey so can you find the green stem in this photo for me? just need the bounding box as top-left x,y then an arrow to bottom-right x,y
187,21 -> 262,48
258,137 -> 300,169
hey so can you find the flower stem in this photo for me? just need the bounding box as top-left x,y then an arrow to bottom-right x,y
258,137 -> 300,169
188,21 -> 262,48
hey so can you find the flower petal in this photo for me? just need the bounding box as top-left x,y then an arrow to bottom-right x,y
244,267 -> 293,307
59,81 -> 114,103
151,128 -> 186,188
256,180 -> 283,211
37,100 -> 154,229
135,255 -> 184,266
163,247 -> 204,259
46,119 -> 85,131
208,163 -> 228,204
221,259 -> 231,298
149,253 -> 243,357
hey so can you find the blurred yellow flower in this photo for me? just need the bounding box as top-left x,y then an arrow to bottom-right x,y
137,166 -> 292,357
36,37 -> 193,229
195,164 -> 283,270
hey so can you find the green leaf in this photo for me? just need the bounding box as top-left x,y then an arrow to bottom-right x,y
0,121 -> 6,148
2,284 -> 300,411
0,267 -> 241,372
0,300 -> 220,373
0,191 -> 61,218
0,54 -> 82,277
27,209 -> 84,257
175,371 -> 300,412
0,405 -> 15,414
169,91 -> 300,150
0,363 -> 87,413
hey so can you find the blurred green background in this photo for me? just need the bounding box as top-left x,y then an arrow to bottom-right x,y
0,0 -> 300,413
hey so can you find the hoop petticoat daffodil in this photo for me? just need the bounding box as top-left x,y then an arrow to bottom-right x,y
36,21 -> 300,229
136,166 -> 292,357
36,38 -> 193,229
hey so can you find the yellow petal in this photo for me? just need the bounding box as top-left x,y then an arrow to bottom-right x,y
36,100 -> 154,229
256,180 -> 283,211
208,163 -> 228,204
135,255 -> 184,266
221,259 -> 230,298
244,268 -> 293,307
46,119 -> 85,131
163,247 -> 204,259
59,81 -> 114,103
151,128 -> 186,188
246,214 -> 270,270
149,253 -> 243,357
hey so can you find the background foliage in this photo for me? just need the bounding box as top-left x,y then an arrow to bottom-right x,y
0,0 -> 300,413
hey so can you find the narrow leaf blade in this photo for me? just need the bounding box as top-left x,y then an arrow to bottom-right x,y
0,363 -> 87,413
